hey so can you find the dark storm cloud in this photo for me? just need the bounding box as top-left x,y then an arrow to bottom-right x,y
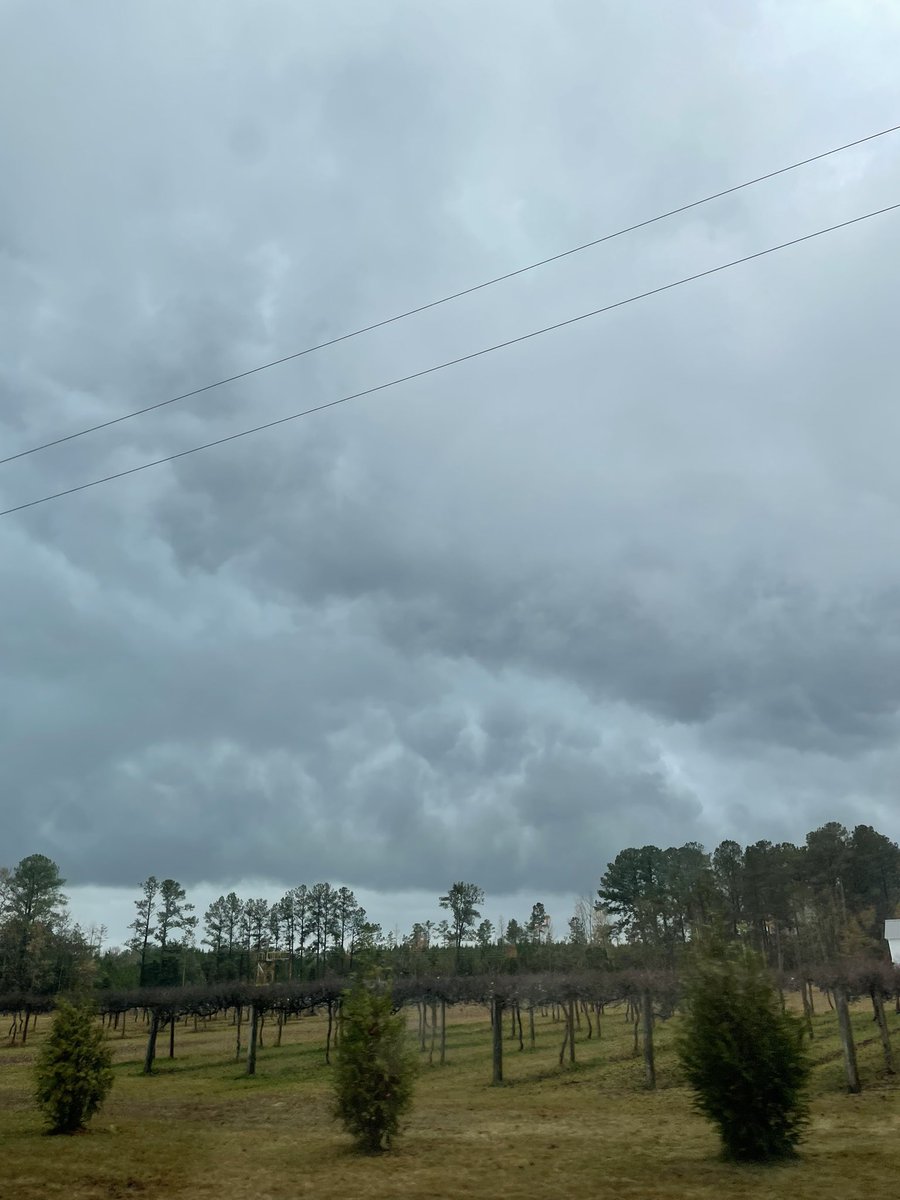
3,1 -> 900,914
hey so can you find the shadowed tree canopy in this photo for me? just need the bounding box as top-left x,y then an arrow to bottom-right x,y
0,855 -> 70,992
7,856 -> 67,927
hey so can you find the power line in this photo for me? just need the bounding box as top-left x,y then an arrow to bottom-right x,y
3,121 -> 899,469
3,200 -> 897,520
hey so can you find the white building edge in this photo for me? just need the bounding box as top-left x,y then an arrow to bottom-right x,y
885,919 -> 900,966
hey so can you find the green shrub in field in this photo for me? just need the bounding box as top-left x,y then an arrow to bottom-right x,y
34,1000 -> 114,1134
333,976 -> 416,1153
676,948 -> 810,1162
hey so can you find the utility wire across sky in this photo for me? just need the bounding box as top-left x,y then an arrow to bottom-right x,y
2,121 -> 899,469
2,199 -> 898,519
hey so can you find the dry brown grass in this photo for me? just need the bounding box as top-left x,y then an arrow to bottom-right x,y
1,995 -> 897,1199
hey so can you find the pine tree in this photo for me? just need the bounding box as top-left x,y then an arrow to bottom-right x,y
676,946 -> 809,1162
333,976 -> 415,1153
34,1001 -> 114,1134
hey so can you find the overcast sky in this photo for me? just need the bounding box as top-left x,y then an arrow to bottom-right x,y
2,1 -> 900,948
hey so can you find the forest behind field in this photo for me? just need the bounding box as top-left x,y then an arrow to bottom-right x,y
2,819 -> 897,1000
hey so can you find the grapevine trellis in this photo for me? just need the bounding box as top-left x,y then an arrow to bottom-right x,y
1,958 -> 896,1091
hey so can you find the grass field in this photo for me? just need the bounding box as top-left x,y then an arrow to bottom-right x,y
1,994 -> 897,1200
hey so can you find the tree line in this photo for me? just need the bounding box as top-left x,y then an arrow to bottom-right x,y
2,819 -> 897,998
599,820 -> 900,968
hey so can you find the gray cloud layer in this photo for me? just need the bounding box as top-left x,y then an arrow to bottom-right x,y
3,1 -> 900,905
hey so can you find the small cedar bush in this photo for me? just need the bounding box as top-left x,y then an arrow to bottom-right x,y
676,947 -> 810,1162
34,1000 -> 114,1134
333,976 -> 416,1153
